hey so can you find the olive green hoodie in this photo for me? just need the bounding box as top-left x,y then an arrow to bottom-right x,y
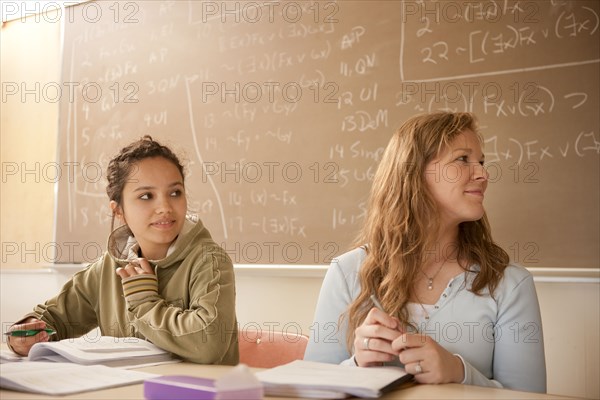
23,219 -> 239,365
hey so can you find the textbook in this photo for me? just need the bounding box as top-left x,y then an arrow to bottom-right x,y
24,336 -> 179,368
0,361 -> 157,395
255,360 -> 412,399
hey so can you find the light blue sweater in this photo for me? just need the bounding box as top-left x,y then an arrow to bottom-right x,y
304,247 -> 547,393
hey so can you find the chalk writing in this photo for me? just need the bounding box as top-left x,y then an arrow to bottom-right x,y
48,0 -> 599,267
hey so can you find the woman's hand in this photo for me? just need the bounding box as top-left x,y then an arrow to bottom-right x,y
116,258 -> 159,306
354,308 -> 404,367
116,258 -> 154,279
7,318 -> 49,356
392,333 -> 465,384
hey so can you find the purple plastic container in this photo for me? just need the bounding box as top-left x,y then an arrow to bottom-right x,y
144,375 -> 263,400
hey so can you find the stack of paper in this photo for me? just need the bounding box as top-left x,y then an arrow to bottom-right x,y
0,361 -> 157,395
255,360 -> 412,399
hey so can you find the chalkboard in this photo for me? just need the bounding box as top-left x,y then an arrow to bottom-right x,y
55,0 -> 599,268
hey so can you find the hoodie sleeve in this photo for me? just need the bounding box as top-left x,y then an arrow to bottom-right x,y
21,260 -> 102,339
123,249 -> 238,365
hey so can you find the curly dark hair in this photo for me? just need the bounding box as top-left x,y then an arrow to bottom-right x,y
106,135 -> 185,230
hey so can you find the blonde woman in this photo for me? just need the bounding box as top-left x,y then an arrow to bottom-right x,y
304,112 -> 546,393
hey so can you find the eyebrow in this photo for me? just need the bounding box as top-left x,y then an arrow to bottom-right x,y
133,182 -> 184,192
451,148 -> 485,159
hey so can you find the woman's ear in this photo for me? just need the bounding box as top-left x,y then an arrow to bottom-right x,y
110,200 -> 124,223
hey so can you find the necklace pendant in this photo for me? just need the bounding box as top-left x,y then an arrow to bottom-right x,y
427,278 -> 433,290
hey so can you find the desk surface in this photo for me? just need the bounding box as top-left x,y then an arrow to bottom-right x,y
0,361 -> 573,400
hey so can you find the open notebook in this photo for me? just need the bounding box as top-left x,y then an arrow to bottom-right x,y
255,360 -> 413,399
21,336 -> 178,368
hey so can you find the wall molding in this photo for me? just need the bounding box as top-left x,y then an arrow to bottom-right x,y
0,268 -> 56,275
238,265 -> 600,283
527,267 -> 600,283
2,264 -> 599,283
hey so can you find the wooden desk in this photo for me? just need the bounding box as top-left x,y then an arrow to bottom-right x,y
0,362 -> 573,400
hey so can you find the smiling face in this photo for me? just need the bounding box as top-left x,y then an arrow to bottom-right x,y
111,156 -> 187,260
424,129 -> 488,228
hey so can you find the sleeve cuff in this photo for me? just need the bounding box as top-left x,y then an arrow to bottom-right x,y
454,353 -> 503,389
121,274 -> 159,305
340,355 -> 358,366
454,353 -> 468,384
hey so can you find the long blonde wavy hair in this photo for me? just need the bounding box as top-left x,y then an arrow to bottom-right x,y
345,112 -> 509,349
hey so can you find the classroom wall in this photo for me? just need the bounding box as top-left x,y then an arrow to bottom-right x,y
1,15 -> 60,268
1,6 -> 599,400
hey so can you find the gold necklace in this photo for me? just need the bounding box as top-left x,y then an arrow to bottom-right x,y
419,257 -> 449,290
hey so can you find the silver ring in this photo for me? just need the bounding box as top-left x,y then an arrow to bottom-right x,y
415,361 -> 423,374
363,337 -> 371,351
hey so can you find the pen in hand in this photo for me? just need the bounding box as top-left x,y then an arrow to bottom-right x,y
4,329 -> 56,337
370,294 -> 404,332
370,294 -> 386,312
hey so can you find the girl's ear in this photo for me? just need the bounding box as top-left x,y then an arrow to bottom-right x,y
110,200 -> 124,222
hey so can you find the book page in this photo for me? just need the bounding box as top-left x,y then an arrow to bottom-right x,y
0,361 -> 157,395
0,350 -> 25,363
27,336 -> 177,368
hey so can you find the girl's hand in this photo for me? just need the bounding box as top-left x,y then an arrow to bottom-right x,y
116,258 -> 154,279
392,333 -> 465,384
117,258 -> 159,305
7,318 -> 49,356
354,308 -> 404,367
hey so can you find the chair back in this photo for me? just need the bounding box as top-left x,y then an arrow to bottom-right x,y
238,329 -> 309,368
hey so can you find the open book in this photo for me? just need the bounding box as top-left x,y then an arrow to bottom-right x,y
25,336 -> 178,368
255,360 -> 412,399
1,361 -> 158,395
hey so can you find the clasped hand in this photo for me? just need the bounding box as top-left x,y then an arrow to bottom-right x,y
354,308 -> 464,384
115,258 -> 155,279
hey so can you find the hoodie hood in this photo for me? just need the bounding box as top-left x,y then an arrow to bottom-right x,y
107,218 -> 213,268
